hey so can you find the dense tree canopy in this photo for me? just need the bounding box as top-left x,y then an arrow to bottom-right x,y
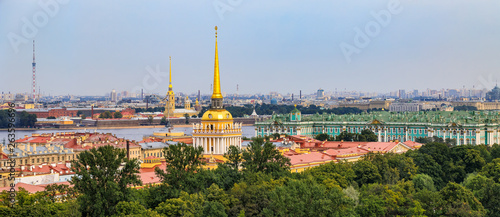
3,140 -> 500,216
70,145 -> 142,216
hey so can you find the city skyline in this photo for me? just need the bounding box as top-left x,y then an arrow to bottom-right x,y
1,1 -> 500,96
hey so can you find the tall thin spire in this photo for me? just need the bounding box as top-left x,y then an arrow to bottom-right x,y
210,26 -> 223,109
168,56 -> 172,91
32,40 -> 36,104
212,26 -> 222,99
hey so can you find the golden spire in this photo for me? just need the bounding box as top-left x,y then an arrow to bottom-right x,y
212,26 -> 223,99
168,56 -> 173,91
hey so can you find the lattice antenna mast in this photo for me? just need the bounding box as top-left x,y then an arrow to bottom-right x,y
32,40 -> 36,104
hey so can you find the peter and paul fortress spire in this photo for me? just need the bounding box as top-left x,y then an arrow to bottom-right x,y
164,56 -> 175,117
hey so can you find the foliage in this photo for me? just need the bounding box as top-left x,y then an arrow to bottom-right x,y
333,129 -> 378,142
265,178 -> 356,216
454,105 -> 478,111
113,111 -> 123,119
439,182 -> 485,216
3,140 -> 497,216
481,158 -> 500,182
70,145 -> 142,216
160,117 -> 168,126
412,174 -> 436,192
303,161 -> 355,188
99,111 -> 113,119
18,111 -> 37,127
241,137 -> 291,178
225,104 -> 363,118
155,142 -> 205,191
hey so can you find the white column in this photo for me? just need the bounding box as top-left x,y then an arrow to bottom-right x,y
476,130 -> 480,145
214,138 -> 217,154
378,128 -> 381,142
216,138 -> 220,154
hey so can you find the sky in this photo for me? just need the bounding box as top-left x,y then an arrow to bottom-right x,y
1,0 -> 499,96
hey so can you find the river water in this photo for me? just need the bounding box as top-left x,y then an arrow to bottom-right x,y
0,126 -> 256,143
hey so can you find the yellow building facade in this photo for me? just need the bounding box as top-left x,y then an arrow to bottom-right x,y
192,26 -> 242,155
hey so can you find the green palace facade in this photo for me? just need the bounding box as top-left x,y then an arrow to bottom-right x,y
255,109 -> 500,146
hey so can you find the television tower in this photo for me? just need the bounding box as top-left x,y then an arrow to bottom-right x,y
32,40 -> 36,104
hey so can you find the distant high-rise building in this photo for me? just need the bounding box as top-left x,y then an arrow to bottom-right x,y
317,88 -> 325,99
111,89 -> 117,102
398,89 -> 406,99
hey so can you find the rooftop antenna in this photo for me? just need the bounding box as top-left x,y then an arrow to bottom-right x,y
32,40 -> 36,105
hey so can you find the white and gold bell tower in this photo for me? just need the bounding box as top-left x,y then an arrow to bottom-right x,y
192,26 -> 242,154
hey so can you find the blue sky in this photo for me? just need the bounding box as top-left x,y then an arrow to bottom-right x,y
1,0 -> 499,96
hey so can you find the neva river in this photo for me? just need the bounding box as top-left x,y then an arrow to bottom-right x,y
0,126 -> 256,143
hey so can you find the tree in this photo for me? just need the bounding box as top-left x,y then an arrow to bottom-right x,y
439,182 -> 485,216
148,115 -> 154,124
241,137 -> 291,178
463,173 -> 500,217
353,159 -> 381,186
70,145 -> 142,216
160,117 -> 167,126
202,201 -> 228,217
265,179 -> 356,216
303,161 -> 355,188
155,142 -> 205,190
412,174 -> 436,192
203,184 -> 239,216
314,133 -> 331,141
360,129 -> 378,142
481,158 -> 500,183
46,116 -> 56,119
99,111 -> 113,119
18,111 -> 37,127
81,114 -> 86,120
113,111 -> 123,119
114,201 -> 161,217
155,191 -> 205,216
184,113 -> 190,124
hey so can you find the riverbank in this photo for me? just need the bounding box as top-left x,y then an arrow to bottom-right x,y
0,124 -> 254,131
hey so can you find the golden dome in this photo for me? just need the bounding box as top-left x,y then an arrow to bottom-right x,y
201,109 -> 233,121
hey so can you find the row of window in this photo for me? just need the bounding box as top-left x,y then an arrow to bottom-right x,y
1,154 -> 75,167
144,151 -> 163,159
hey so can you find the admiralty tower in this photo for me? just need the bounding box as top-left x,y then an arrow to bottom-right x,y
192,26 -> 242,155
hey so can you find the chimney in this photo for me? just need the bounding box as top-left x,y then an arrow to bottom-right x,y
126,141 -> 130,160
